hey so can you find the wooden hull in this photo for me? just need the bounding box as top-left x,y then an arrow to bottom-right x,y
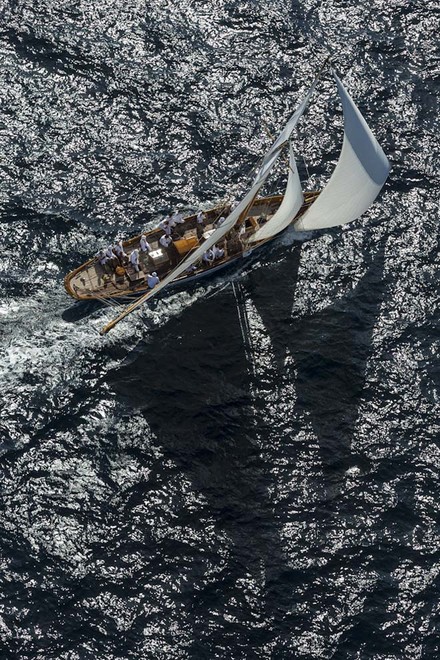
64,191 -> 319,301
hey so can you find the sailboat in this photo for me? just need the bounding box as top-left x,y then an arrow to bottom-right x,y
64,64 -> 390,335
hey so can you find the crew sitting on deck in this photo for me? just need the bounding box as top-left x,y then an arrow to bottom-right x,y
196,211 -> 205,225
140,234 -> 152,253
159,218 -> 172,236
202,248 -> 215,265
215,215 -> 226,227
147,272 -> 160,288
212,244 -> 225,260
159,234 -> 173,248
129,249 -> 140,272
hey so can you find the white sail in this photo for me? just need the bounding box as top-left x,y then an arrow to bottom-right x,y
294,70 -> 390,231
248,142 -> 304,243
100,83 -> 317,334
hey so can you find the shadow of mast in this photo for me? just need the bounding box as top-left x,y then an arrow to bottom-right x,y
249,235 -> 387,497
107,290 -> 296,649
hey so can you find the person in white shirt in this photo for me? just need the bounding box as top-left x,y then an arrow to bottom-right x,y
147,272 -> 160,288
212,244 -> 224,260
129,249 -> 140,272
172,211 -> 184,224
95,249 -> 108,265
113,241 -> 127,262
216,216 -> 226,227
140,235 -> 151,253
202,249 -> 214,265
105,246 -> 117,261
230,200 -> 239,210
159,218 -> 173,235
196,211 -> 205,224
159,234 -> 172,248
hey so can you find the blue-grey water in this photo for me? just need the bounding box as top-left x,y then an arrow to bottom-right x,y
0,1 -> 439,658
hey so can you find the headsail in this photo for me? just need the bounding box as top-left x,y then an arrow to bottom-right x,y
100,81 -> 318,334
294,70 -> 390,231
248,142 -> 304,243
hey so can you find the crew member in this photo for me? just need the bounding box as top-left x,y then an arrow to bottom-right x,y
196,211 -> 205,225
202,248 -> 215,265
159,234 -> 172,249
147,272 -> 160,288
140,235 -> 151,253
212,244 -> 225,260
172,210 -> 184,224
159,218 -> 172,236
95,249 -> 108,265
129,249 -> 140,272
216,215 -> 226,227
105,246 -> 118,266
113,241 -> 127,263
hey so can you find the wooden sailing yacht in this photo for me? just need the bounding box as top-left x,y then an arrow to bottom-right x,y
64,65 -> 390,334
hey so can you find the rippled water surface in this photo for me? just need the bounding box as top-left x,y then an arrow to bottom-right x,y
1,0 -> 439,658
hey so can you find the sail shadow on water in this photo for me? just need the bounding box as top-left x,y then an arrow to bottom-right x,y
106,291 -> 306,649
247,234 -> 387,498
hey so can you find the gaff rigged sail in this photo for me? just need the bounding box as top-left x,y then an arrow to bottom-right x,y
294,70 -> 390,231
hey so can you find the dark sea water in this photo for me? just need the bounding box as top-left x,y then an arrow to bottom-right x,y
1,0 -> 439,658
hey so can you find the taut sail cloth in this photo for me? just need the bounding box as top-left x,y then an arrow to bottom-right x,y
294,70 -> 390,231
248,142 -> 304,243
100,81 -> 317,334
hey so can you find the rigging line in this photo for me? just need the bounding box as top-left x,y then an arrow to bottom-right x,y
256,55 -> 331,174
302,155 -> 311,183
232,281 -> 256,377
262,123 -> 297,179
95,295 -> 125,309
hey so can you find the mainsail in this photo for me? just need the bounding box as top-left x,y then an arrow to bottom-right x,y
248,142 -> 304,243
294,70 -> 390,231
100,82 -> 317,334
